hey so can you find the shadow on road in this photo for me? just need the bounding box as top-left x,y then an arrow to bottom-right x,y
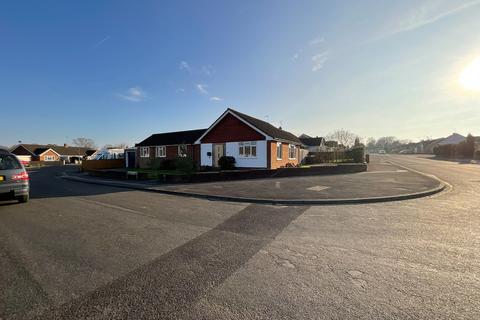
28,166 -> 129,200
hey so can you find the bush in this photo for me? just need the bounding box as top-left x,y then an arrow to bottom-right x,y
160,159 -> 176,170
174,157 -> 196,173
350,146 -> 365,163
218,156 -> 236,170
147,158 -> 163,170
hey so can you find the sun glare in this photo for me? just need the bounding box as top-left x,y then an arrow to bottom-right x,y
459,57 -> 480,91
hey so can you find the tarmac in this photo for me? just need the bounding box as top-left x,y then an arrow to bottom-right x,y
63,159 -> 446,205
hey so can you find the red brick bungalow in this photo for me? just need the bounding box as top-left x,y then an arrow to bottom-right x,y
195,108 -> 304,169
134,129 -> 206,169
10,144 -> 94,164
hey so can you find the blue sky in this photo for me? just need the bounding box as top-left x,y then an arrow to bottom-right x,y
1,0 -> 479,147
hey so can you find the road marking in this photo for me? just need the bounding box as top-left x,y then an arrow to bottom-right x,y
275,181 -> 281,189
307,186 -> 329,192
75,198 -> 150,216
360,170 -> 408,174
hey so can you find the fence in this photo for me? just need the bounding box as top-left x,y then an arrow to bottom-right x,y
304,148 -> 365,164
81,159 -> 125,171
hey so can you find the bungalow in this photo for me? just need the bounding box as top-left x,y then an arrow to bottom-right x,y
299,135 -> 327,152
10,144 -> 95,164
195,108 -> 304,169
135,129 -> 206,169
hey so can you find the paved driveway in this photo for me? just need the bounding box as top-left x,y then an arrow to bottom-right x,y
1,155 -> 479,319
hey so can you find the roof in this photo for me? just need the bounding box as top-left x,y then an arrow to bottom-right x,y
136,129 -> 207,147
299,137 -> 325,146
438,133 -> 466,146
227,108 -> 302,144
12,144 -> 94,156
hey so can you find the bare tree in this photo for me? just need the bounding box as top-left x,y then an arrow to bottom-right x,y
327,129 -> 357,148
103,143 -> 128,149
72,138 -> 96,149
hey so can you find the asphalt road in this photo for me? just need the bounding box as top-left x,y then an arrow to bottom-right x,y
0,155 -> 479,319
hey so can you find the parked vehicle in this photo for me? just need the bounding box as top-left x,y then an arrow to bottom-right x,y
378,150 -> 386,154
0,148 -> 29,203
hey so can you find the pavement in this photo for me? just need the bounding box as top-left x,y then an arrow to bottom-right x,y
63,158 -> 445,204
1,155 -> 479,319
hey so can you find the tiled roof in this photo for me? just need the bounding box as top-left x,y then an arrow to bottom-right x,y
136,129 -> 207,147
228,108 -> 302,144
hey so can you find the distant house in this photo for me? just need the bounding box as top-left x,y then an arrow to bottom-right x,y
135,129 -> 207,169
299,135 -> 327,152
424,133 -> 466,154
195,108 -> 303,169
10,144 -> 95,164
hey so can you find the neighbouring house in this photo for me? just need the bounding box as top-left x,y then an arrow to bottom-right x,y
135,129 -> 207,169
299,135 -> 327,152
195,108 -> 304,169
424,133 -> 466,154
88,148 -> 125,160
10,144 -> 95,164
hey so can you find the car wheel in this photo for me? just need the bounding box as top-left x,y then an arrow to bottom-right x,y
18,195 -> 29,203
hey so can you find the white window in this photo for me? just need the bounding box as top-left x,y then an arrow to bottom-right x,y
288,144 -> 297,159
156,146 -> 166,158
140,147 -> 150,158
178,144 -> 188,157
276,142 -> 283,160
238,141 -> 257,158
44,155 -> 55,161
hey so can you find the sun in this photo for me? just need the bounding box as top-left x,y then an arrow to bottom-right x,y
459,57 -> 480,91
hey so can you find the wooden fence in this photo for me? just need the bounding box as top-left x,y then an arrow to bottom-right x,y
81,159 -> 125,171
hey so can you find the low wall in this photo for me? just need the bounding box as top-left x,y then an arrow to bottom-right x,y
164,163 -> 367,183
81,159 -> 125,172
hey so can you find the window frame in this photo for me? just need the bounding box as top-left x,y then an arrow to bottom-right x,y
276,142 -> 283,160
238,141 -> 257,158
178,144 -> 188,157
44,155 -> 55,161
156,146 -> 166,158
140,147 -> 150,158
288,144 -> 297,160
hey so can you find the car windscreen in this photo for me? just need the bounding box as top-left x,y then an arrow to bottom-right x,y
0,155 -> 22,170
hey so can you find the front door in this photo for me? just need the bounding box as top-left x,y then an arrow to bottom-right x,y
213,144 -> 225,167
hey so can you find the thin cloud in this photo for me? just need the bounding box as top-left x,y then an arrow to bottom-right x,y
196,83 -> 208,95
201,65 -> 215,76
372,0 -> 480,42
311,52 -> 329,72
292,50 -> 301,61
92,36 -> 110,49
210,96 -> 223,102
309,37 -> 325,46
118,86 -> 146,102
179,61 -> 191,72
176,88 -> 185,93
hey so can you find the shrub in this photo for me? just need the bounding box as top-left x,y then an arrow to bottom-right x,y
160,159 -> 176,170
147,158 -> 163,170
174,156 -> 196,173
350,146 -> 365,163
218,156 -> 236,170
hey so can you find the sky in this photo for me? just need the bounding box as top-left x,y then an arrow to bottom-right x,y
1,0 -> 480,148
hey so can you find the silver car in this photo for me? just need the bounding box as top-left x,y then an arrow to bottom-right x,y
0,148 -> 29,203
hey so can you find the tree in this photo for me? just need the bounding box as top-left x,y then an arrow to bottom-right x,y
103,143 -> 128,149
327,129 -> 356,148
72,138 -> 96,149
464,134 -> 475,158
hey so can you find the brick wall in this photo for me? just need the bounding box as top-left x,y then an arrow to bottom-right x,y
136,145 -> 201,169
39,150 -> 60,162
268,141 -> 300,169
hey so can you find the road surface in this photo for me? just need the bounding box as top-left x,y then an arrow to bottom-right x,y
0,155 -> 479,319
